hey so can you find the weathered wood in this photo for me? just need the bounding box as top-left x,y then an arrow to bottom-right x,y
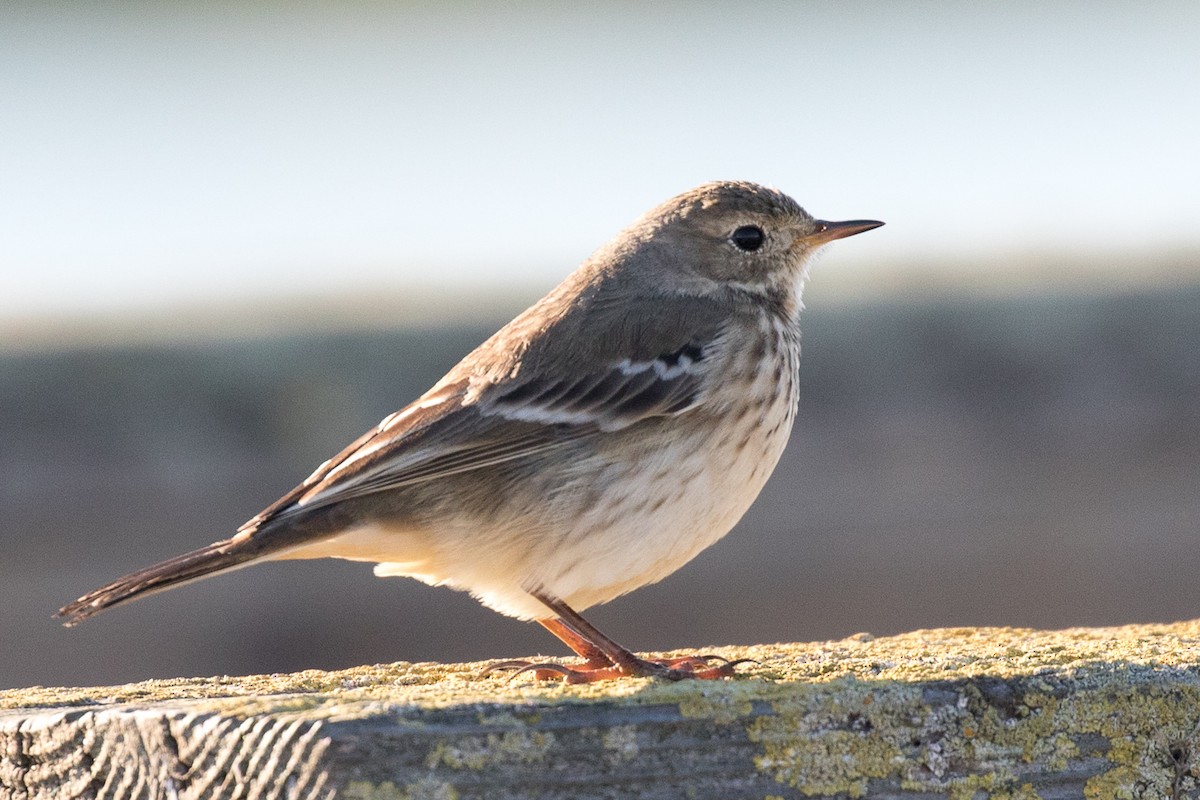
4,622 -> 1200,799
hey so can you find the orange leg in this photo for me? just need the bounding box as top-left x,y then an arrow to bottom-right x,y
487,589 -> 752,683
539,617 -> 612,668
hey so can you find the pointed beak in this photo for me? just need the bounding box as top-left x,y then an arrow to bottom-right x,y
802,219 -> 885,247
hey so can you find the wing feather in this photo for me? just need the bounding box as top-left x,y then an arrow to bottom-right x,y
243,302 -> 727,535
482,339 -> 708,430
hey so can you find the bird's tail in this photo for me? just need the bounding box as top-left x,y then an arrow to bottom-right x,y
56,538 -> 266,627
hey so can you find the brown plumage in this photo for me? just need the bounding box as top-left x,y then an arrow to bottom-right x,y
58,181 -> 882,681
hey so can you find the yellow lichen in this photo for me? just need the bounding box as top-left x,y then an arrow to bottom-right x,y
676,685 -> 754,724
747,680 -> 913,797
6,620 -> 1200,798
425,730 -> 554,770
8,621 -> 1200,714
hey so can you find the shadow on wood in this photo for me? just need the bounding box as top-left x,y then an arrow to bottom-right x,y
4,622 -> 1200,798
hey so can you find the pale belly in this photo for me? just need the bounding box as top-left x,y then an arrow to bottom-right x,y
527,405 -> 796,615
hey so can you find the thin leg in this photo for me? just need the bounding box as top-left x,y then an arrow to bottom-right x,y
481,616 -> 618,681
484,589 -> 751,683
496,588 -> 749,683
539,617 -> 612,668
531,590 -> 669,678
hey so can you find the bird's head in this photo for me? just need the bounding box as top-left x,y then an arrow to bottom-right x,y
611,180 -> 883,302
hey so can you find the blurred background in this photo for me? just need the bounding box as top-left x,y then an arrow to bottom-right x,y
2,2 -> 1198,690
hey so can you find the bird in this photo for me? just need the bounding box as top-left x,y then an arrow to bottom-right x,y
57,181 -> 882,682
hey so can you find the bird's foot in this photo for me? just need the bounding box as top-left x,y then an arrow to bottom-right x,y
649,654 -> 759,680
487,654 -> 753,683
482,659 -> 588,681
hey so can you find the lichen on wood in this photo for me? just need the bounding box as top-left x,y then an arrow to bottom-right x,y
3,622 -> 1200,798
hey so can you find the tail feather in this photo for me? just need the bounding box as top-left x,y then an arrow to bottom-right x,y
56,539 -> 265,627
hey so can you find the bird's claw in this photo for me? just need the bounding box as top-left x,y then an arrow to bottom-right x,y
481,659 -> 540,675
485,653 -> 755,683
483,659 -> 602,682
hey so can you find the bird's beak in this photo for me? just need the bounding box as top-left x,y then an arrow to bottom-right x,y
802,219 -> 885,247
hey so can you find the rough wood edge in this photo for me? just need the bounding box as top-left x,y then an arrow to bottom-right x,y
4,621 -> 1200,799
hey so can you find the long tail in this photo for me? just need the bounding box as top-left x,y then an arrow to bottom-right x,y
56,538 -> 266,627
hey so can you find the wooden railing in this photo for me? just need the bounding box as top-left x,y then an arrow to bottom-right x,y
3,621 -> 1199,798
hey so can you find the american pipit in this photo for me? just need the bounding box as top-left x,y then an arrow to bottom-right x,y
58,181 -> 882,682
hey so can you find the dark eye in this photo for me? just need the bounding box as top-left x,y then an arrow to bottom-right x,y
730,225 -> 765,252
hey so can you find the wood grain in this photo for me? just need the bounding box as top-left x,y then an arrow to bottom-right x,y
4,622 -> 1200,798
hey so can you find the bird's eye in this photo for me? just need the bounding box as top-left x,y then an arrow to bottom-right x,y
730,225 -> 766,252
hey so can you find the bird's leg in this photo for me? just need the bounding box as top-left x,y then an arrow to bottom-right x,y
480,618 -> 614,681
492,589 -> 747,683
539,617 -> 613,668
484,617 -> 616,680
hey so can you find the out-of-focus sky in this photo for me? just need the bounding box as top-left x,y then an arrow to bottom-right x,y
3,2 -> 1198,324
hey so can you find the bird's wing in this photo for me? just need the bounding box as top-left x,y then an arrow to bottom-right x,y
55,288 -> 740,627
246,327 -> 720,529
478,337 -> 708,430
